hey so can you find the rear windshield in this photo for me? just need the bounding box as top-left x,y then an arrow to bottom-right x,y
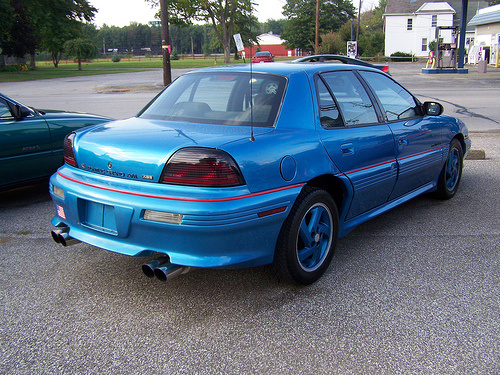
139,72 -> 287,128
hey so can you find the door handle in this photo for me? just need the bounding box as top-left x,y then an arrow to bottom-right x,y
398,138 -> 408,146
341,142 -> 354,156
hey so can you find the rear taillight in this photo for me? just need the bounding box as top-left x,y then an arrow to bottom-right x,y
161,148 -> 245,187
63,133 -> 77,167
382,65 -> 389,74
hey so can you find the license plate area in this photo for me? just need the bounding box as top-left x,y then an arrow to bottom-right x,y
82,200 -> 118,235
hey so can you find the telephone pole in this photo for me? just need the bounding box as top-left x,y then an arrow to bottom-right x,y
315,0 -> 320,54
160,0 -> 171,86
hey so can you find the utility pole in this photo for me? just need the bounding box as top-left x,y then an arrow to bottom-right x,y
160,0 -> 171,86
356,0 -> 362,45
315,0 -> 320,54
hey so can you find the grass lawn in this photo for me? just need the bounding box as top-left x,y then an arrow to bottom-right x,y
0,55 -> 297,82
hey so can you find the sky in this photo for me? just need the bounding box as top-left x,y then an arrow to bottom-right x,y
89,0 -> 379,28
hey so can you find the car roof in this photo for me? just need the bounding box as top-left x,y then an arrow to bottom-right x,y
293,54 -> 371,65
192,62 -> 383,78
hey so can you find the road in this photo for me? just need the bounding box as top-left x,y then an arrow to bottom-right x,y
1,69 -> 188,120
0,64 -> 499,373
390,63 -> 500,133
2,63 -> 500,132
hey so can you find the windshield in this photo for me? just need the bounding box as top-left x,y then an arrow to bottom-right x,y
139,72 -> 287,128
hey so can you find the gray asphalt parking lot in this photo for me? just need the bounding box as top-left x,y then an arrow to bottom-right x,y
1,63 -> 499,373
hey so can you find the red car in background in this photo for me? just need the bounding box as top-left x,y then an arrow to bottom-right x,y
252,51 -> 274,63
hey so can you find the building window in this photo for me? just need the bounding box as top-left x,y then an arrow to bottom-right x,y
432,15 -> 437,27
422,38 -> 428,52
407,18 -> 413,31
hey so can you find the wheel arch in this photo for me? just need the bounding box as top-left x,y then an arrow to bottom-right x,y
304,174 -> 346,214
452,133 -> 466,154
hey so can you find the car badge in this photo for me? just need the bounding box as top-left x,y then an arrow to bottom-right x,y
108,162 -> 112,169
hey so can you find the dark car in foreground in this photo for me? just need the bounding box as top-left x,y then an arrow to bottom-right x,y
252,51 -> 274,63
294,54 -> 390,74
0,93 -> 111,190
49,63 -> 470,284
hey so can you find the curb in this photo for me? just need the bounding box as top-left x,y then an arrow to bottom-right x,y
466,149 -> 486,160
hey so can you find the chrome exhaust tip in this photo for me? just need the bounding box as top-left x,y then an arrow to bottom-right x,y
154,264 -> 191,282
58,232 -> 80,247
51,227 -> 69,244
142,257 -> 170,278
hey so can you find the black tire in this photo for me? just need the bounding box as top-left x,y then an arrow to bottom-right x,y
435,139 -> 463,200
273,186 -> 339,285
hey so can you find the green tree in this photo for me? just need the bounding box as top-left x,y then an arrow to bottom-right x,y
64,37 -> 97,70
262,19 -> 287,35
147,0 -> 255,63
358,30 -> 384,57
0,0 -> 13,48
281,0 -> 355,53
362,0 -> 386,32
34,0 -> 97,67
0,0 -> 37,72
356,0 -> 386,57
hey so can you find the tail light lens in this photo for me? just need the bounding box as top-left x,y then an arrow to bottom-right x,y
382,65 -> 389,74
161,148 -> 245,187
63,133 -> 77,167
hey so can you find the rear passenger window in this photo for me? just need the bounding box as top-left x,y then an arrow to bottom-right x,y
315,78 -> 343,128
320,71 -> 379,126
0,99 -> 12,118
359,71 -> 419,121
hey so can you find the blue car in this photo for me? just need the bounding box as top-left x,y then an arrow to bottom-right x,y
49,63 -> 470,284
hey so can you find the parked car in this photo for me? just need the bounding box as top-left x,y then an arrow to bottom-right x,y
252,51 -> 274,63
0,93 -> 112,190
49,63 -> 470,284
293,54 -> 390,74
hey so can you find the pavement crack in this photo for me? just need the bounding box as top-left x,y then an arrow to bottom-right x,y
426,96 -> 500,125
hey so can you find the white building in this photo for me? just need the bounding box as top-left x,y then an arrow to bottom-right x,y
467,4 -> 500,64
384,0 -> 489,58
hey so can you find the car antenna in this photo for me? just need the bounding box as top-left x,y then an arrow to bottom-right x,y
250,58 -> 255,142
249,12 -> 255,142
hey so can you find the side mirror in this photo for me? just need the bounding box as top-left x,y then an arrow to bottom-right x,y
13,104 -> 32,119
423,101 -> 443,116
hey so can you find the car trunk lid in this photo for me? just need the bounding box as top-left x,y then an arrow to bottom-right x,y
74,118 -> 270,183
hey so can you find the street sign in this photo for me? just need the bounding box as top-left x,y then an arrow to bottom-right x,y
149,21 -> 161,26
233,33 -> 244,52
347,41 -> 357,59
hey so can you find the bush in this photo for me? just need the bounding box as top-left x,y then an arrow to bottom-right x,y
170,49 -> 179,60
358,31 -> 385,57
111,54 -> 121,62
390,52 -> 413,62
0,65 -> 19,72
318,31 -> 344,54
429,40 -> 437,53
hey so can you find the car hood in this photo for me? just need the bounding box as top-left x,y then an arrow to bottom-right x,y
40,110 -> 111,121
74,117 -> 271,182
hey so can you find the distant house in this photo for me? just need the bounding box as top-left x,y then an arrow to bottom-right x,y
384,0 -> 489,57
243,32 -> 295,58
467,4 -> 500,64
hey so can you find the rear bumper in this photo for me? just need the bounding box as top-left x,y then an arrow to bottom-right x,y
50,167 -> 302,268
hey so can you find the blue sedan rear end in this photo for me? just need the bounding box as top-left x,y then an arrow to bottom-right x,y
49,63 -> 470,284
